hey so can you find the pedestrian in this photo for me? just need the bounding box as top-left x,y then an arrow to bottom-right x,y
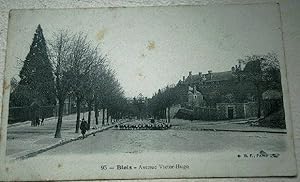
35,116 -> 40,126
80,118 -> 88,139
41,117 -> 44,126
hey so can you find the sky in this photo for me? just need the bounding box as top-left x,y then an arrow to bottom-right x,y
5,3 -> 284,98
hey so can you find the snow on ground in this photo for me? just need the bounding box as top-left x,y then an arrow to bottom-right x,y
6,111 -> 107,158
41,128 -> 287,156
2,118 -> 294,181
6,117 -> 288,160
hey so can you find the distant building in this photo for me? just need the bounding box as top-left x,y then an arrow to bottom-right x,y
187,85 -> 206,107
181,64 -> 243,90
182,70 -> 234,87
174,63 -> 260,120
179,63 -> 246,106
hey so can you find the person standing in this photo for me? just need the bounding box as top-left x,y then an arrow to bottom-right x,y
30,101 -> 40,127
80,118 -> 88,139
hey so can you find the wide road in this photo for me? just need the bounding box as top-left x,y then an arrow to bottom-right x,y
5,119 -> 291,181
40,120 -> 287,155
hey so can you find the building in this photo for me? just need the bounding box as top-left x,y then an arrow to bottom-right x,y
181,65 -> 242,94
174,64 -> 259,120
187,85 -> 206,107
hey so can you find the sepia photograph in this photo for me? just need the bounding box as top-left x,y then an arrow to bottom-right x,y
0,3 -> 297,181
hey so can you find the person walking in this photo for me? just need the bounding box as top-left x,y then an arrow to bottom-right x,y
30,101 -> 40,127
80,118 -> 88,139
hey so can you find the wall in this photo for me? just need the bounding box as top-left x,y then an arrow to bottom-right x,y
216,102 -> 257,120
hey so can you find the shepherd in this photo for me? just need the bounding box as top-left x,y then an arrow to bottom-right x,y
80,118 -> 88,139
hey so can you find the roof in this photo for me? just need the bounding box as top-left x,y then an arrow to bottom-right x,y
207,71 -> 233,81
185,71 -> 233,83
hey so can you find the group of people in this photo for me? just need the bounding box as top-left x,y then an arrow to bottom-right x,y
31,116 -> 45,126
30,102 -> 44,127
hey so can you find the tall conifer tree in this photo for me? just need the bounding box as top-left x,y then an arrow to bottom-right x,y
13,24 -> 55,106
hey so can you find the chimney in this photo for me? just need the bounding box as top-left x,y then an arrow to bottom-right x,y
182,76 -> 185,82
189,71 -> 192,77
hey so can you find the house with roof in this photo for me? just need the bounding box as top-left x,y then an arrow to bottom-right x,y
175,65 -> 260,120
187,85 -> 206,107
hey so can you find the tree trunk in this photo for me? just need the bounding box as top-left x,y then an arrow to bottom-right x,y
167,107 -> 171,123
257,85 -> 262,118
110,113 -> 113,124
87,101 -> 92,130
75,96 -> 81,133
165,108 -> 167,122
107,109 -> 110,125
256,61 -> 263,119
54,100 -> 64,138
102,108 -> 105,126
95,102 -> 99,125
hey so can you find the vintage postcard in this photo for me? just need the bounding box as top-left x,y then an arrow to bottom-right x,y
0,3 -> 297,181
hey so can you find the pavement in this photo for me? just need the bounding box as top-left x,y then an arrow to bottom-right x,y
6,111 -> 126,160
5,116 -> 286,160
169,118 -> 287,133
41,120 -> 287,155
3,118 -> 291,181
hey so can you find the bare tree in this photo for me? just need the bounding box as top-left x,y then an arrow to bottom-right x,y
66,33 -> 99,133
105,80 -> 124,124
48,31 -> 72,138
94,68 -> 123,125
82,51 -> 107,128
149,85 -> 177,123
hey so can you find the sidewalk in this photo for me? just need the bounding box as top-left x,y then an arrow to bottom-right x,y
6,111 -> 124,160
170,119 -> 287,134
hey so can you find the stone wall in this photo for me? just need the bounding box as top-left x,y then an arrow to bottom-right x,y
244,102 -> 258,118
216,102 -> 258,120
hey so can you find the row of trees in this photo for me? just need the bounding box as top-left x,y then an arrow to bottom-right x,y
10,25 -> 128,138
148,85 -> 186,123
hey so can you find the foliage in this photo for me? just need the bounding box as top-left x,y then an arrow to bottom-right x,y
239,52 -> 282,119
10,25 -> 55,107
149,85 -> 179,119
241,52 -> 281,90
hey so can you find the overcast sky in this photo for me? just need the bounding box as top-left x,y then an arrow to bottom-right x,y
6,3 -> 284,98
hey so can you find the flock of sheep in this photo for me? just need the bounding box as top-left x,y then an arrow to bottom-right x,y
115,123 -> 172,130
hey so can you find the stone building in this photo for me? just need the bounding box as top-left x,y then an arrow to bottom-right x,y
174,64 -> 259,120
179,65 -> 248,107
216,102 -> 258,120
187,85 -> 206,107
